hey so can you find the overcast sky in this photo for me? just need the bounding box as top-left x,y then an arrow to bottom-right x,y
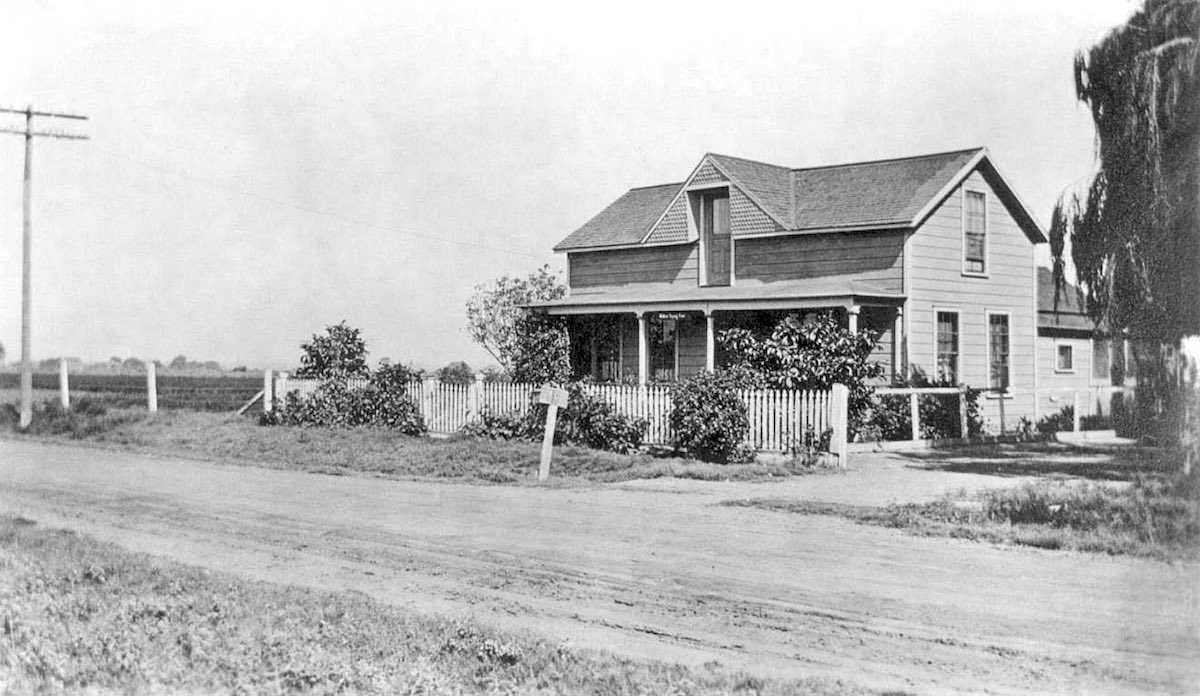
0,0 -> 1135,371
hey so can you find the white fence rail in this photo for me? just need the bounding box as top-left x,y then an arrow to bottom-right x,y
269,374 -> 840,454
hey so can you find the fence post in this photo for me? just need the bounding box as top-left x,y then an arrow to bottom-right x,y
262,368 -> 273,413
422,376 -> 436,425
830,383 -> 849,468
909,391 -> 920,441
147,361 -> 158,413
58,357 -> 69,410
470,373 -> 484,420
1072,390 -> 1082,432
958,386 -> 969,440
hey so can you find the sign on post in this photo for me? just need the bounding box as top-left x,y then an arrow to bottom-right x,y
538,384 -> 569,481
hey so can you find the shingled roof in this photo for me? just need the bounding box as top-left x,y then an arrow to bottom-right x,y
1038,267 -> 1098,332
554,147 -> 1044,251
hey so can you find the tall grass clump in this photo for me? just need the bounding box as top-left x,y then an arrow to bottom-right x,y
0,398 -> 143,438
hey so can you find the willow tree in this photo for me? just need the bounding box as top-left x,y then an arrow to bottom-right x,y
1051,0 -> 1199,444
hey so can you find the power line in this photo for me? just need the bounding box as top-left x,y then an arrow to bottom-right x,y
0,105 -> 89,429
90,144 -> 547,259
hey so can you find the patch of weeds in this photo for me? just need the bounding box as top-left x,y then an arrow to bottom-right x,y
725,458 -> 1200,560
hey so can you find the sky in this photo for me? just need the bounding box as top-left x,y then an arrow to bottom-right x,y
0,0 -> 1137,371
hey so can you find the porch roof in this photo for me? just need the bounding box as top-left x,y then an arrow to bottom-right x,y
529,278 -> 904,315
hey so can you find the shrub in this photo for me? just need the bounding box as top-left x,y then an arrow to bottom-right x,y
719,312 -> 883,439
461,384 -> 647,455
262,368 -> 425,435
668,372 -> 755,464
858,371 -> 982,442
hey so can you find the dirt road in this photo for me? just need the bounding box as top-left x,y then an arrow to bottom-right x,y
2,439 -> 1196,694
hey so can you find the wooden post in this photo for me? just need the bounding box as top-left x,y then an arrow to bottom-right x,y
1072,390 -> 1082,432
705,310 -> 715,372
146,361 -> 158,413
262,368 -> 273,413
847,305 -> 860,333
830,383 -> 849,468
18,109 -> 33,430
958,386 -> 969,439
998,392 -> 1006,434
637,312 -> 649,386
470,372 -> 484,419
538,385 -> 569,481
909,391 -> 920,441
58,358 -> 69,410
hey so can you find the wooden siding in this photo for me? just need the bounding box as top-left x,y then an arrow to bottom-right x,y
569,245 -> 699,289
862,306 -> 896,383
735,230 -> 905,293
1036,334 -> 1112,419
907,170 -> 1038,429
677,315 -> 707,377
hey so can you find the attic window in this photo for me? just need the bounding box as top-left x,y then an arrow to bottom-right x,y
963,190 -> 987,275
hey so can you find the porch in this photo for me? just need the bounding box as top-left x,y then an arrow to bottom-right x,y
531,279 -> 904,385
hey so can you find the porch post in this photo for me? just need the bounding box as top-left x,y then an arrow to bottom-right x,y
704,310 -> 715,372
637,311 -> 649,386
847,304 -> 860,333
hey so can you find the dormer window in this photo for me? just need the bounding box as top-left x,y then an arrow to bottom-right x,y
963,189 -> 987,275
700,190 -> 731,286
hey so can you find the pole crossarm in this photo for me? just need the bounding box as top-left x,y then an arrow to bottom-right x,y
0,127 -> 88,139
0,106 -> 88,120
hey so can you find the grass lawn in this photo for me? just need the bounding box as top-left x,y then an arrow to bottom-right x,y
725,454 -> 1200,561
0,515 -> 875,695
0,400 -> 819,486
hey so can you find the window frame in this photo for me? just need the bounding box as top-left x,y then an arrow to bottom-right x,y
1091,337 -> 1111,383
933,308 -> 961,384
693,185 -> 733,287
985,311 -> 1012,393
961,187 -> 989,277
1055,342 -> 1075,374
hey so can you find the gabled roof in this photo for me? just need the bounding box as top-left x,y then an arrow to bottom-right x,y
554,147 -> 1047,252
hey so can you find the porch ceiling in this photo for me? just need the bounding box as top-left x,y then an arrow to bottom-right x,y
530,279 -> 904,315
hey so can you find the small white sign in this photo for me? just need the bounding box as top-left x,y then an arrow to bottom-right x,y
538,385 -> 569,409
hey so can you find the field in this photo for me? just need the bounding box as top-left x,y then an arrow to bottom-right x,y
0,372 -> 263,412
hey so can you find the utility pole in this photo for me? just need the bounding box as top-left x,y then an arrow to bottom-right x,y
0,105 -> 88,428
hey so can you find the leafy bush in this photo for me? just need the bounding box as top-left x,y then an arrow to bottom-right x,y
294,321 -> 370,379
718,312 -> 882,439
668,372 -> 755,464
458,384 -> 647,454
261,363 -> 425,435
858,371 -> 982,441
1036,404 -> 1114,434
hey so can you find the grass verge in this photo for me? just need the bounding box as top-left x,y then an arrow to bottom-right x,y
724,460 -> 1200,560
0,399 -> 821,486
0,515 -> 871,695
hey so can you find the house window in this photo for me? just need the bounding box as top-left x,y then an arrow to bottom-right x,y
701,191 -> 731,286
935,311 -> 959,383
649,316 -> 677,382
963,190 -> 987,274
987,313 -> 1010,390
1056,343 -> 1075,372
1092,338 -> 1110,381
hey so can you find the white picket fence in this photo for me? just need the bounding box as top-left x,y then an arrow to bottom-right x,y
269,374 -> 843,455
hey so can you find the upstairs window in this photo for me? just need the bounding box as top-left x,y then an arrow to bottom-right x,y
988,313 -> 1010,390
700,190 -> 731,286
963,190 -> 987,275
935,311 -> 959,383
